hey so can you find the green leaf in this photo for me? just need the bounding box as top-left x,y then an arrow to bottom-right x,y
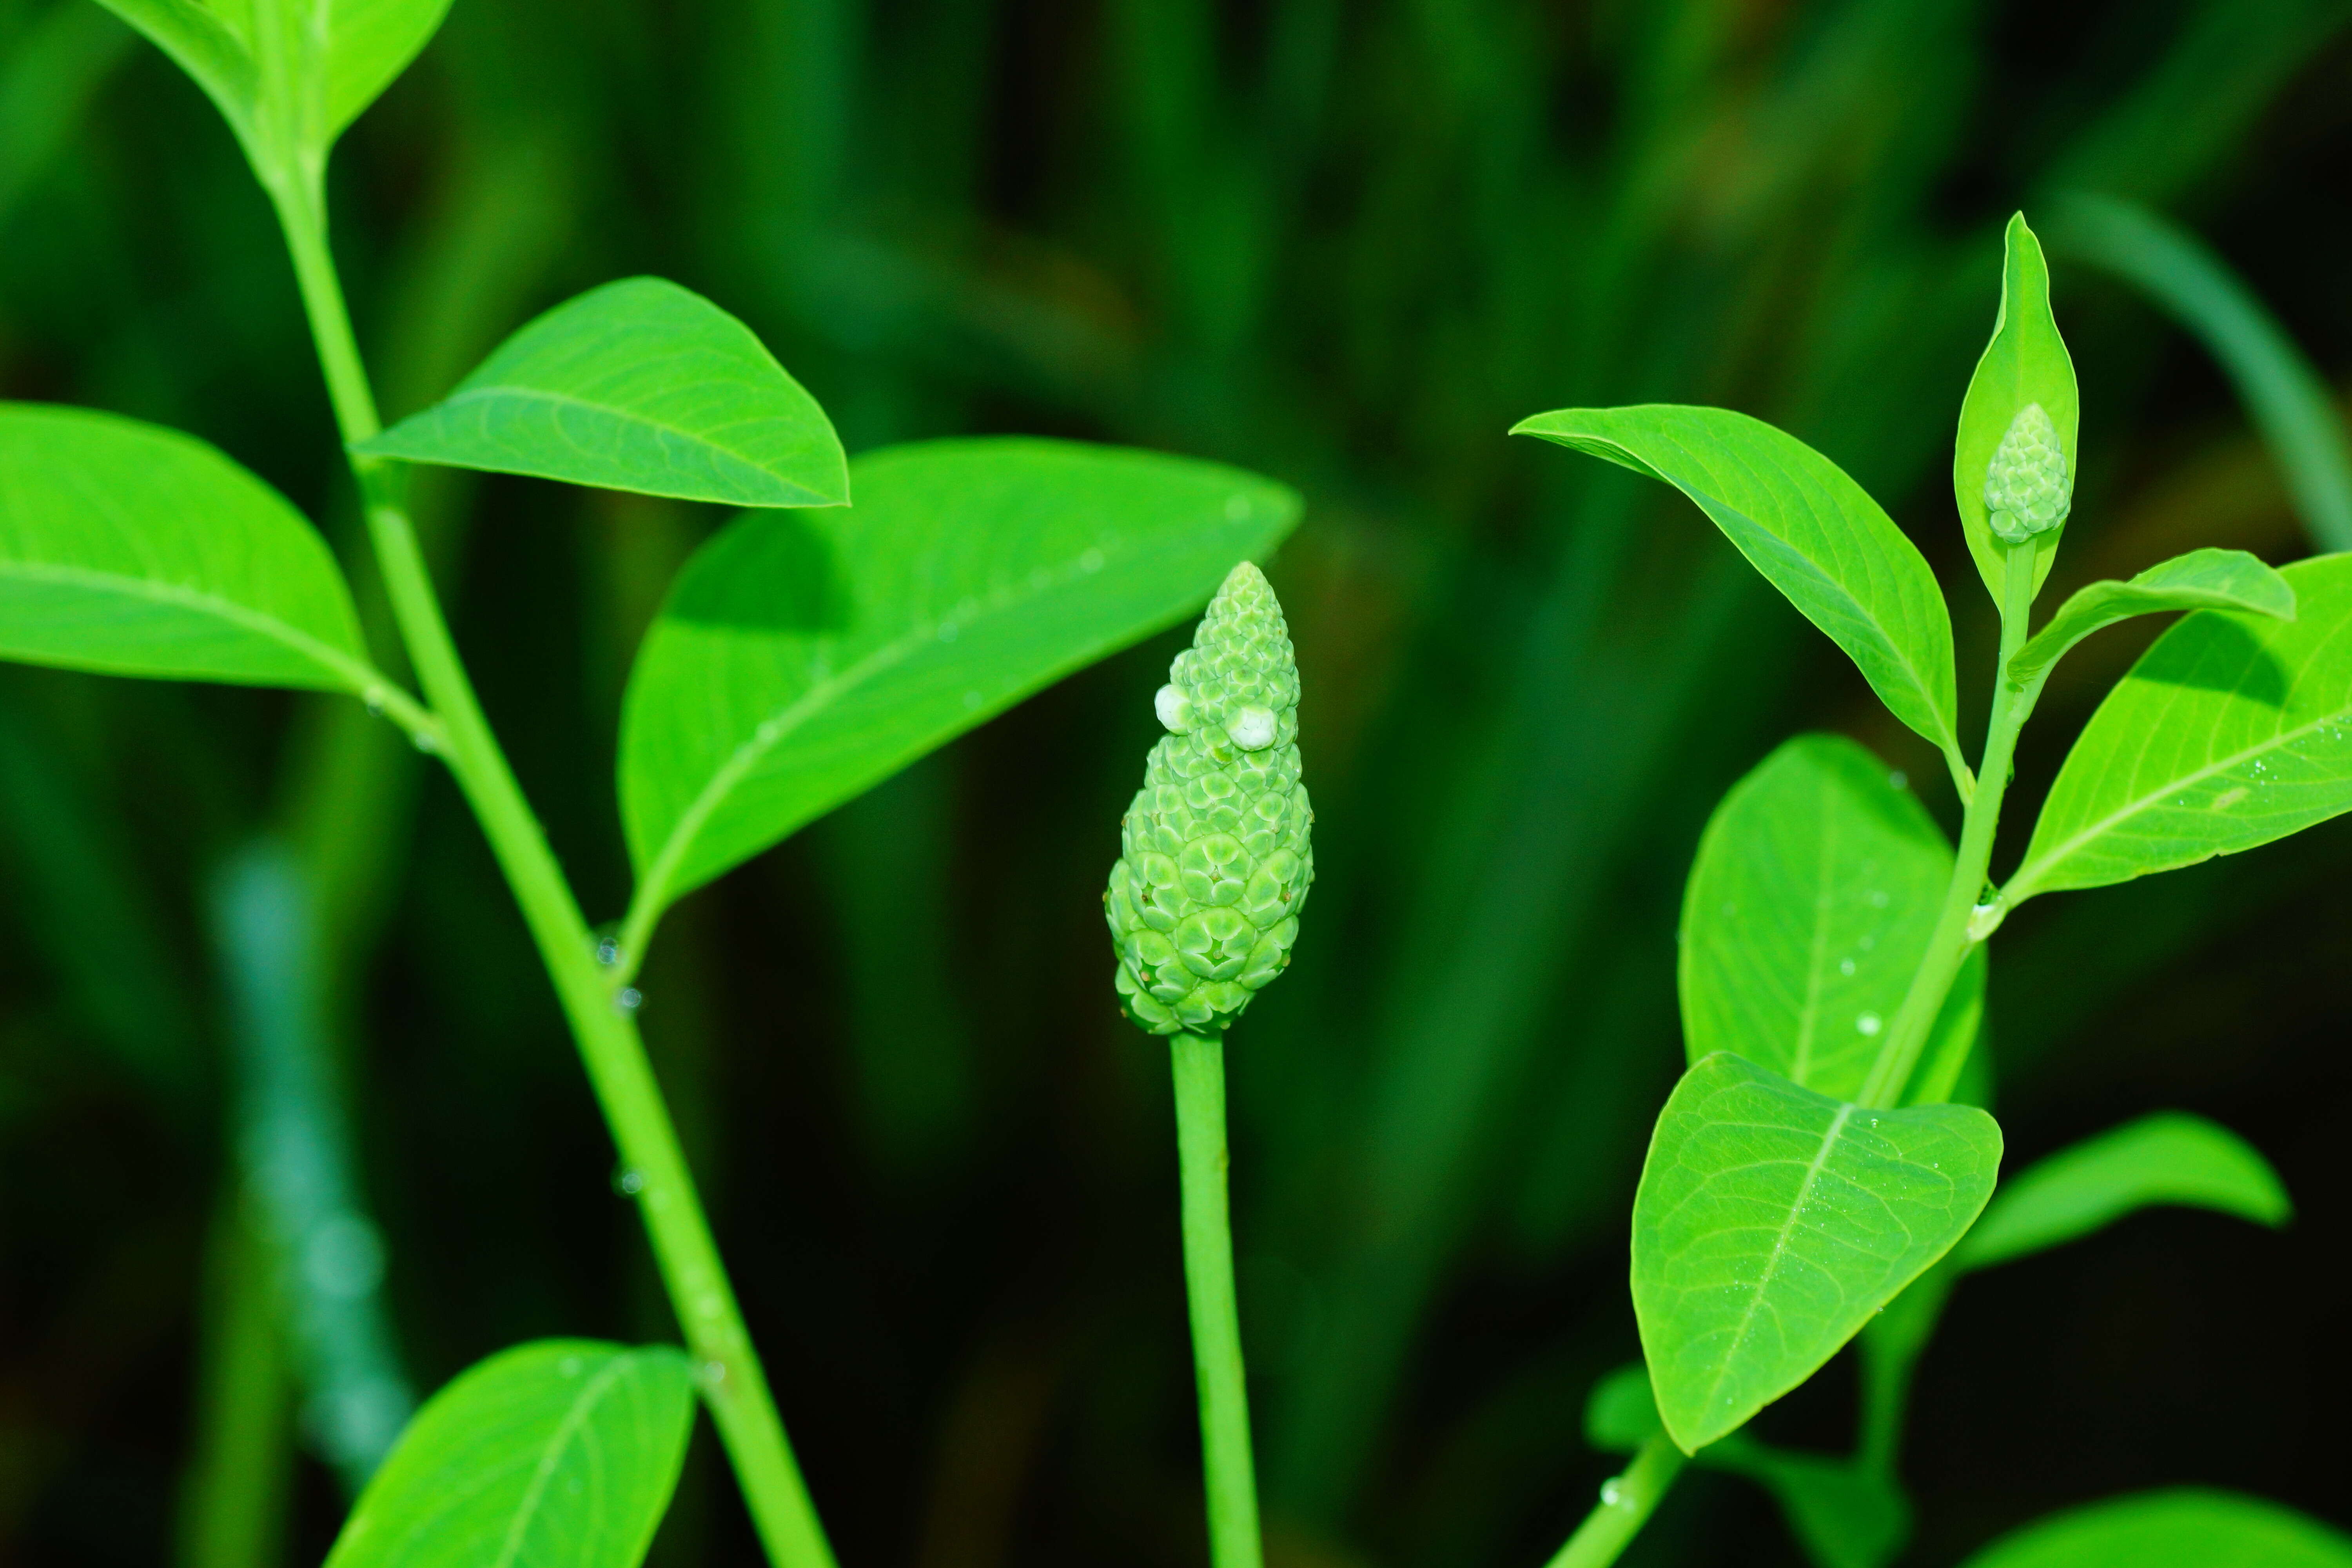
1955,214 -> 2079,604
2008,554 -> 2352,903
1512,406 -> 1960,764
359,279 -> 848,508
1584,1364 -> 1908,1568
1954,1112 -> 2290,1272
321,0 -> 455,138
1631,1052 -> 2001,1452
1959,1490 -> 2352,1568
0,403 -> 373,691
1679,735 -> 1967,1102
2010,548 -> 2294,689
619,437 -> 1299,934
89,0 -> 449,163
323,1340 -> 695,1568
1584,1363 -> 1665,1452
84,0 -> 257,149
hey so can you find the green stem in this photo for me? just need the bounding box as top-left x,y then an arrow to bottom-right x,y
266,176 -> 836,1568
1856,541 -> 2040,1109
1541,1437 -> 1687,1568
178,1192 -> 292,1568
1171,1031 -> 1265,1568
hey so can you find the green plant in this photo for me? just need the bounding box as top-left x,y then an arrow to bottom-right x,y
1511,214 -> 2352,1567
0,3 -> 1297,1564
1104,560 -> 1314,1568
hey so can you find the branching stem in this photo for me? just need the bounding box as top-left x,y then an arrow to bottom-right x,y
267,175 -> 835,1568
1171,1031 -> 1265,1568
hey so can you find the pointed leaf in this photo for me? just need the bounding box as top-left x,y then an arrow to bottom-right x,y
84,0 -> 258,148
2010,548 -> 2294,688
1680,735 -> 1969,1101
1632,1052 -> 2001,1452
1959,1490 -> 2352,1568
359,279 -> 847,508
0,404 -> 373,691
323,1339 -> 695,1568
2009,554 -> 2352,903
323,0 -> 455,137
1513,406 -> 1960,762
1955,214 -> 2079,604
1954,1112 -> 2290,1271
619,438 -> 1299,931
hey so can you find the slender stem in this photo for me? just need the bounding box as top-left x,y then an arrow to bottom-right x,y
1856,541 -> 2040,1109
1541,1437 -> 1688,1568
267,179 -> 836,1568
178,1192 -> 293,1568
1171,1031 -> 1265,1568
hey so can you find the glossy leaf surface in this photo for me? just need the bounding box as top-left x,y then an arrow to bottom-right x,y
1513,406 -> 1960,760
1680,734 -> 1964,1102
1632,1052 -> 2000,1451
620,437 -> 1298,928
0,404 -> 372,691
361,279 -> 847,508
2010,554 -> 2352,902
1954,214 -> 2078,602
1955,1112 -> 2290,1271
1960,1490 -> 2352,1568
2010,549 -> 2294,688
323,1340 -> 694,1568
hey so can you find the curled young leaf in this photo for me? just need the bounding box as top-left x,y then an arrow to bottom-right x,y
1954,214 -> 2078,605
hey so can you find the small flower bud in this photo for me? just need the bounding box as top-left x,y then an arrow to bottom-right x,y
1105,563 -> 1313,1035
1982,402 -> 2071,544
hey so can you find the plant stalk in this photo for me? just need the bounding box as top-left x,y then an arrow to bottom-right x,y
1857,541 -> 2039,1109
1541,1436 -> 1687,1568
266,176 -> 836,1568
1171,1031 -> 1265,1568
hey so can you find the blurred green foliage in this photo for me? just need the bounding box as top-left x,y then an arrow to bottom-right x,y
4,1 -> 2352,1565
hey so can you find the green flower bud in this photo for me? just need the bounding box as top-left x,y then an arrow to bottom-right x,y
1982,401 -> 2071,544
1106,561 -> 1314,1035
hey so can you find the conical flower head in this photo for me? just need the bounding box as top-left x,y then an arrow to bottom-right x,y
1105,561 -> 1313,1035
1982,401 -> 2071,543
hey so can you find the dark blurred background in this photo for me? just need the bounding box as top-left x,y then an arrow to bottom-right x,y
4,0 -> 2352,1564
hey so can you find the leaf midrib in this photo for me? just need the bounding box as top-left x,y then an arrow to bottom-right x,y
428,383 -> 825,486
1697,1098 -> 1855,1423
634,544 -> 1108,911
2014,685 -> 2352,897
492,1355 -> 634,1568
0,557 -> 366,688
